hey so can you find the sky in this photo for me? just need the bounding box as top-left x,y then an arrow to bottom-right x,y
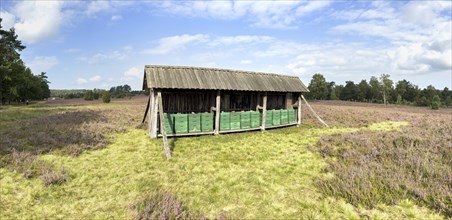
0,0 -> 451,90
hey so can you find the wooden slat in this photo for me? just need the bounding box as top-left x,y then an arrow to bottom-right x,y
157,91 -> 171,160
143,65 -> 308,92
214,91 -> 221,135
297,94 -> 302,127
261,93 -> 267,131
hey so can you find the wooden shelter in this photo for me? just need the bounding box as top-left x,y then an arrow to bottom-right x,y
143,65 -> 309,139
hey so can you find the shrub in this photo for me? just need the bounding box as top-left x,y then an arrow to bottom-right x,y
130,190 -> 206,220
84,90 -> 94,101
431,95 -> 440,110
1,151 -> 68,186
102,91 -> 111,103
314,116 -> 452,216
93,92 -> 100,100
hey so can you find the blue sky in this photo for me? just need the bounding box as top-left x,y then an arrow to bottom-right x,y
1,1 -> 451,90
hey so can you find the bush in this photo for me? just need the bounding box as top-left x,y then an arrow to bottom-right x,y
93,92 -> 100,100
431,95 -> 440,110
84,90 -> 94,101
102,91 -> 111,103
130,190 -> 206,220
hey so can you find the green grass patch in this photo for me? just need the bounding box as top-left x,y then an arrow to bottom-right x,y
0,121 -> 442,219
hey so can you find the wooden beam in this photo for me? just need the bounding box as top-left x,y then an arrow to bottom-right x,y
214,91 -> 221,135
142,95 -> 150,124
157,91 -> 171,160
148,90 -> 155,138
150,90 -> 158,138
297,94 -> 302,127
301,95 -> 329,128
261,93 -> 267,131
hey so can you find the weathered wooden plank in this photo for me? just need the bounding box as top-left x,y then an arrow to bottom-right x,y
297,94 -> 302,127
151,90 -> 158,138
301,95 -> 329,128
157,91 -> 171,160
143,65 -> 308,92
261,93 -> 267,131
214,91 -> 221,135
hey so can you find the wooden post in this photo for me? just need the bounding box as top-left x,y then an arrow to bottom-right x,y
157,91 -> 171,160
261,93 -> 267,131
147,92 -> 154,137
150,90 -> 159,138
214,91 -> 221,135
297,94 -> 302,127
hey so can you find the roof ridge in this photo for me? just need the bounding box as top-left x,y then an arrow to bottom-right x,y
144,65 -> 299,78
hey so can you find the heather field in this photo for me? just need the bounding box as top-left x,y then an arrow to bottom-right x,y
0,96 -> 450,219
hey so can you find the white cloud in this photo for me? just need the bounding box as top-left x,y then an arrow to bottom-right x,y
158,1 -> 330,29
12,1 -> 64,44
83,51 -> 127,64
0,11 -> 16,29
77,75 -> 102,84
329,1 -> 452,75
240,60 -> 252,64
89,75 -> 102,82
111,15 -> 122,21
141,34 -> 209,54
86,1 -> 111,16
124,67 -> 141,78
210,35 -> 274,46
64,48 -> 81,53
121,67 -> 142,86
28,56 -> 59,73
77,78 -> 88,84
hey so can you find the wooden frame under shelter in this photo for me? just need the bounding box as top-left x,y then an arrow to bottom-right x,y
142,65 -> 309,140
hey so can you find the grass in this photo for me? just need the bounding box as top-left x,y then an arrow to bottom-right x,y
0,97 -> 449,219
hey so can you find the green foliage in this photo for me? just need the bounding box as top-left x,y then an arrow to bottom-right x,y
109,84 -> 132,98
431,95 -> 440,110
340,81 -> 357,101
307,73 -> 329,100
0,19 -> 50,104
84,90 -> 94,101
102,91 -> 111,103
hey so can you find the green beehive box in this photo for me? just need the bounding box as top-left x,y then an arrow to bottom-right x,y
240,111 -> 251,129
188,113 -> 201,133
250,111 -> 261,128
288,109 -> 296,123
201,112 -> 214,132
174,114 -> 188,134
272,109 -> 281,126
280,109 -> 289,125
159,113 -> 174,134
230,112 -> 241,130
265,110 -> 273,127
220,112 -> 230,131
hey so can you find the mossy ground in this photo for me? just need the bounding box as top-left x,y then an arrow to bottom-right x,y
0,115 -> 442,219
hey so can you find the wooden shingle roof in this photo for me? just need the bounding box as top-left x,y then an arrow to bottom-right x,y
143,65 -> 309,92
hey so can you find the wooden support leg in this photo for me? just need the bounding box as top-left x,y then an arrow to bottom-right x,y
150,90 -> 158,138
157,91 -> 171,160
261,93 -> 267,131
214,91 -> 221,135
148,91 -> 154,137
297,94 -> 302,127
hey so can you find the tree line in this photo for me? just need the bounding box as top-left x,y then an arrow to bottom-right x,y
51,85 -> 149,100
305,73 -> 451,109
0,19 -> 50,105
